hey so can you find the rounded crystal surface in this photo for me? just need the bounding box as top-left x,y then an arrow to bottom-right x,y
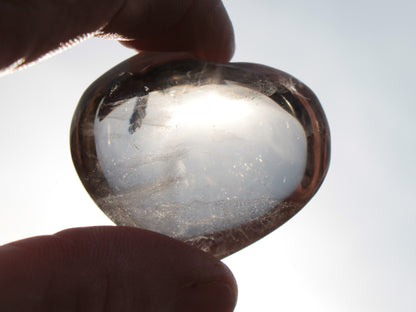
71,53 -> 330,258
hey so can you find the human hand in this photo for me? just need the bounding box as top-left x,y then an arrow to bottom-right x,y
0,1 -> 237,311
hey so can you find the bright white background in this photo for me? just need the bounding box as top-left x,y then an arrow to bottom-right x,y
0,0 -> 415,311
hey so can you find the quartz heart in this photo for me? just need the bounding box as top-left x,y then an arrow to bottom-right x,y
71,53 -> 330,258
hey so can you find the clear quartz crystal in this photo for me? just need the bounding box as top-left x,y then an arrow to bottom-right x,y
71,53 -> 330,258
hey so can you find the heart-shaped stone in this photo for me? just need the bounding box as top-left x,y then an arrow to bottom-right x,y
71,53 -> 330,258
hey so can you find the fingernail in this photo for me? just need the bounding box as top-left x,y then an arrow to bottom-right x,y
173,281 -> 236,312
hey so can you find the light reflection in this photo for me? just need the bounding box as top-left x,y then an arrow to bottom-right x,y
167,85 -> 253,127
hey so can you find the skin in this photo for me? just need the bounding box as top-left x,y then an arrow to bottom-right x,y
0,0 -> 234,69
0,0 -> 237,311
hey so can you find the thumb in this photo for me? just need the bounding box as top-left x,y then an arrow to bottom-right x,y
0,226 -> 237,312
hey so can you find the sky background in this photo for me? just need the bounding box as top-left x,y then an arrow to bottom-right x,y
0,0 -> 415,311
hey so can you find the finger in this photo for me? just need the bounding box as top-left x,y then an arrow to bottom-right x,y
0,226 -> 237,312
111,0 -> 235,63
0,0 -> 234,71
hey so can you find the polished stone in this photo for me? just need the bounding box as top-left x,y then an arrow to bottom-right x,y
71,53 -> 330,258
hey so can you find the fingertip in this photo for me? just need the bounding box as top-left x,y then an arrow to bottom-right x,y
55,226 -> 239,311
190,0 -> 235,62
118,0 -> 235,63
